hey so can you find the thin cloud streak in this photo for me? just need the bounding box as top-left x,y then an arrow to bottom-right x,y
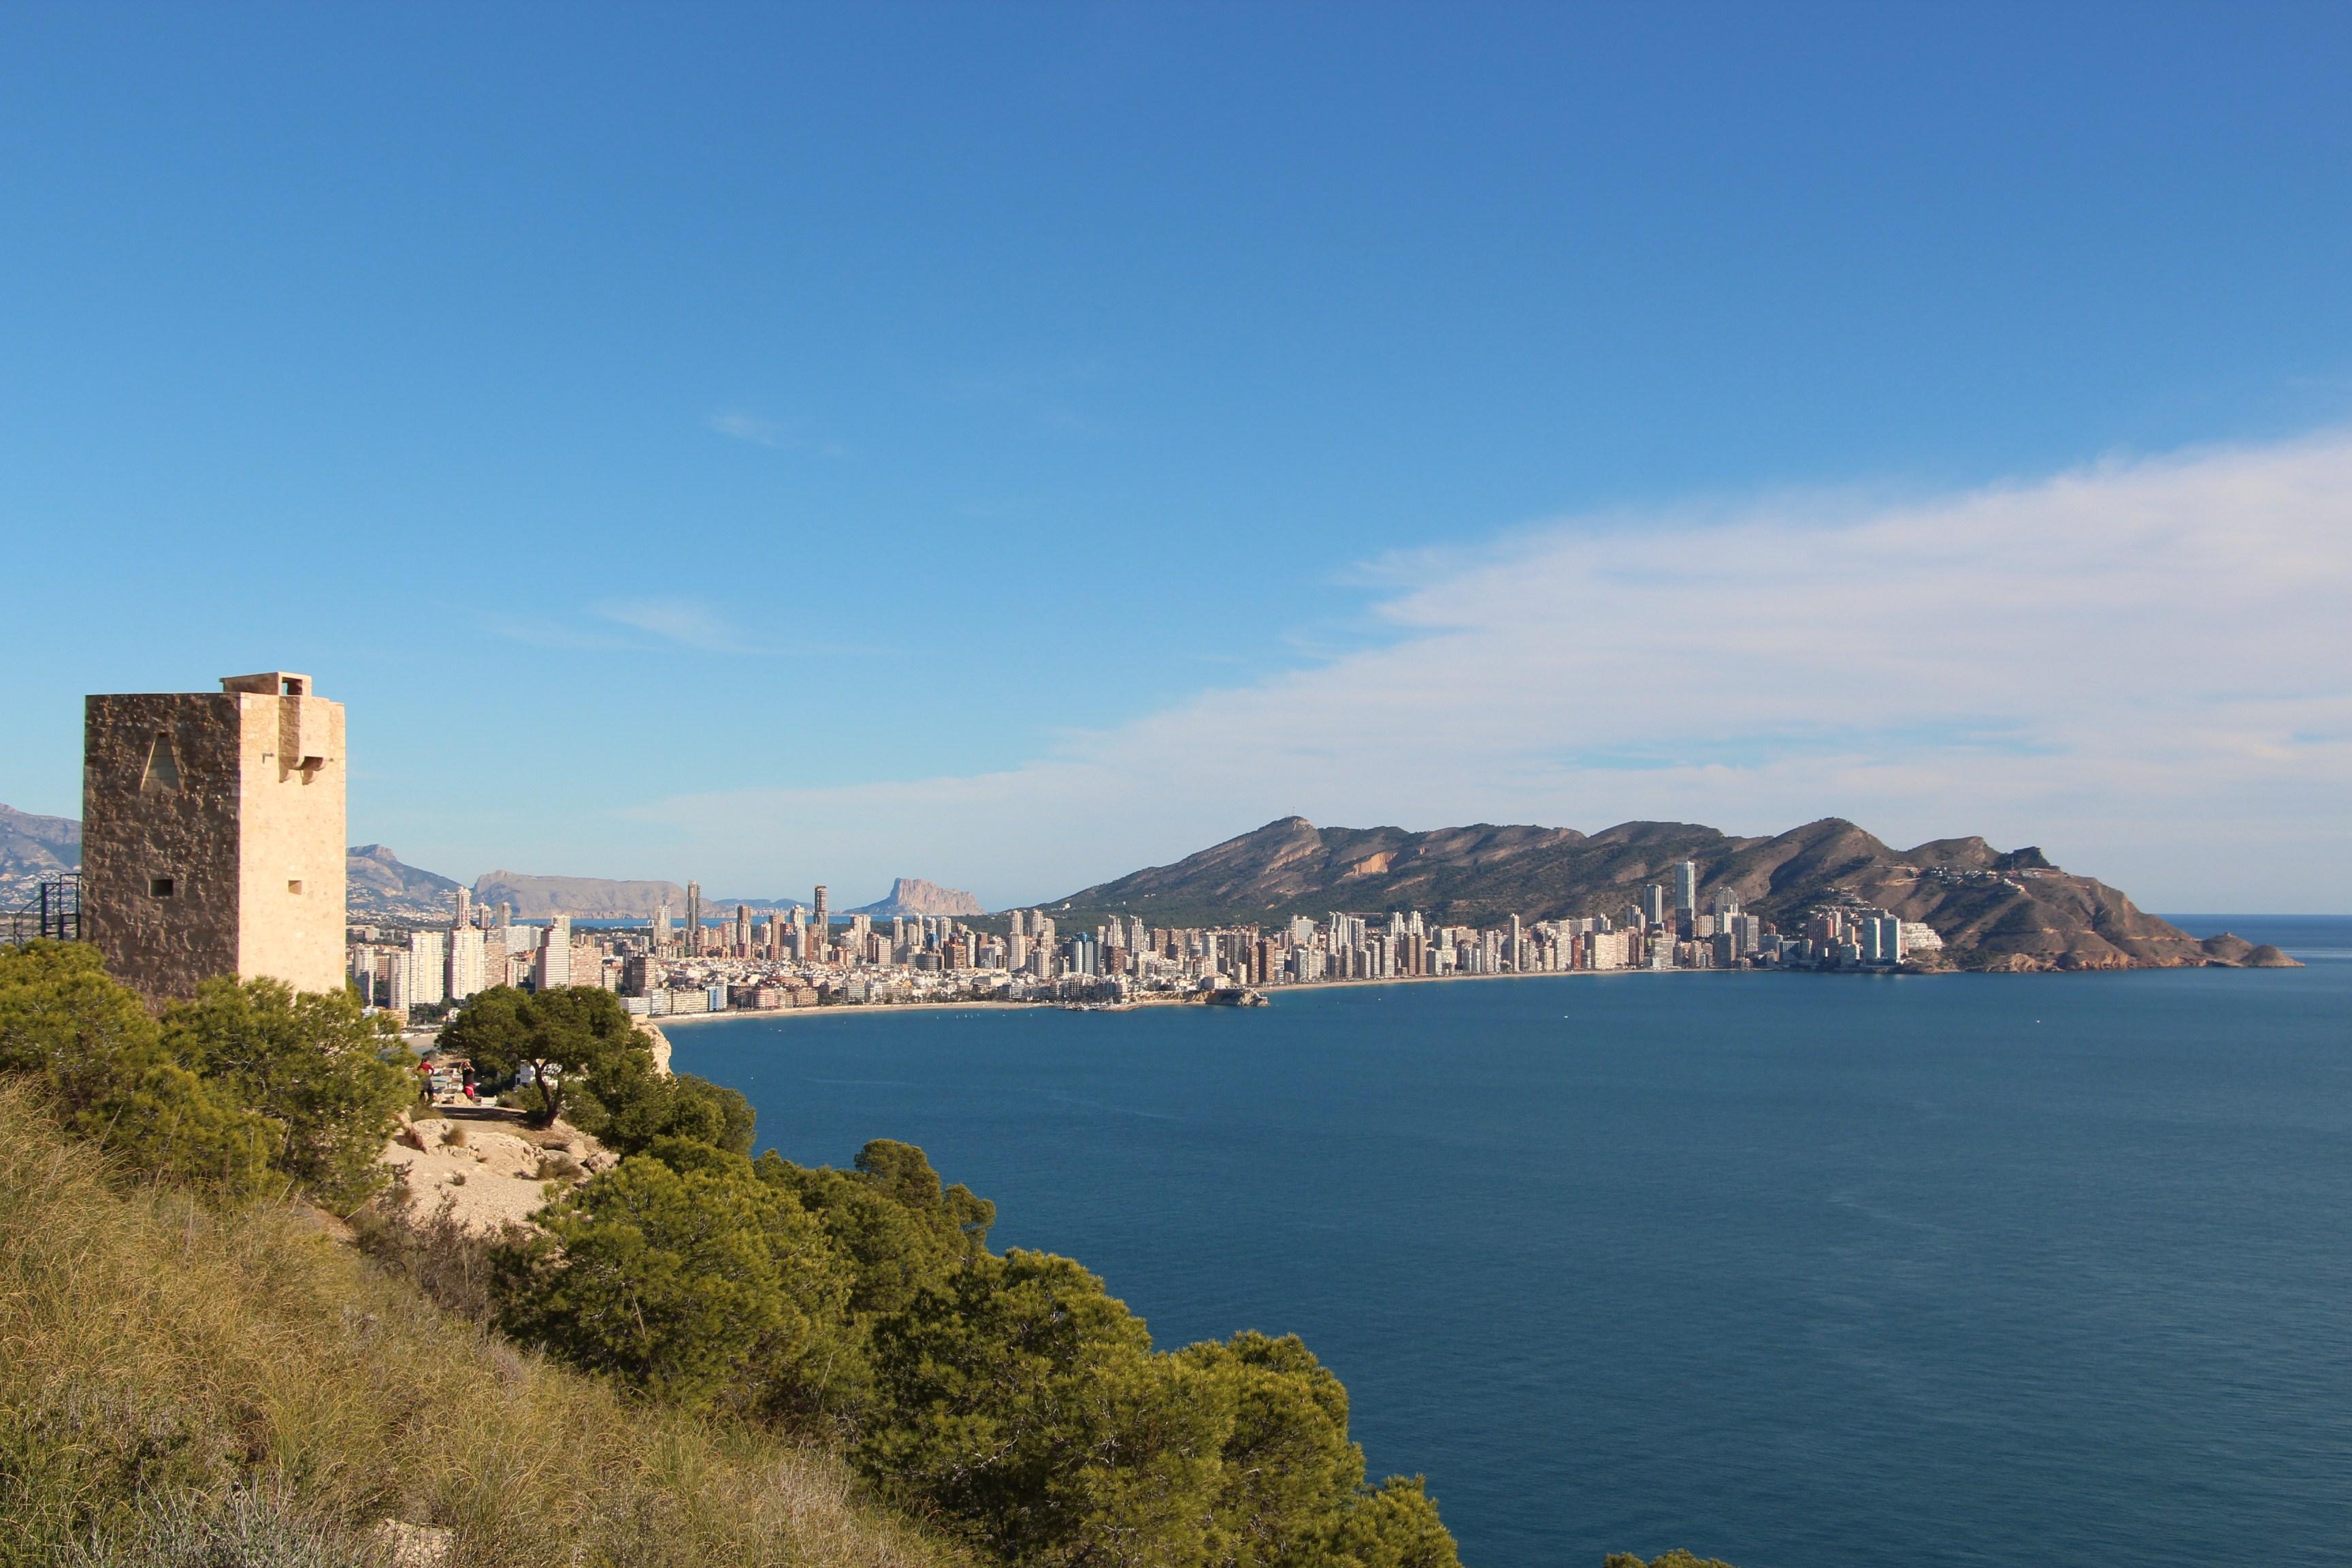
711,411 -> 787,446
638,434 -> 2352,911
710,411 -> 849,458
592,597 -> 766,655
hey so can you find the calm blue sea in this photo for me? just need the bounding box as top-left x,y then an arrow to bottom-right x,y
674,915 -> 2352,1568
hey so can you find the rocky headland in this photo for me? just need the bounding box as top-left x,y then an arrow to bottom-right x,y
1053,816 -> 2298,972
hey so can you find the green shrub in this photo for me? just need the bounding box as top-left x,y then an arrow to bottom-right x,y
62,1055 -> 278,1198
0,1077 -> 956,1568
438,985 -> 636,1126
159,978 -> 411,1210
1329,1477 -> 1459,1568
762,1139 -> 994,1319
578,1051 -> 757,1158
861,1250 -> 1228,1568
497,1149 -> 857,1412
0,943 -> 276,1199
495,1126 -> 1465,1568
1177,1331 -> 1365,1568
4,947 -> 1469,1568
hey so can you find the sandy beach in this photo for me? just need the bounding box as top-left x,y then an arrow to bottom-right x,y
642,965 -> 1718,1028
648,997 -> 1057,1026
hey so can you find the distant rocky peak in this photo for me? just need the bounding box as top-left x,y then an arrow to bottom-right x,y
853,878 -> 986,917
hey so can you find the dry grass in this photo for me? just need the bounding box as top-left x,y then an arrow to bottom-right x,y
348,1194 -> 512,1325
0,1081 -> 960,1568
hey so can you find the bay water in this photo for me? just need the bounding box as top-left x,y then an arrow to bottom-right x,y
674,916 -> 2352,1567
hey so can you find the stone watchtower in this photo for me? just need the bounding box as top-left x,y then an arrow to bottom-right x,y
82,672 -> 346,1004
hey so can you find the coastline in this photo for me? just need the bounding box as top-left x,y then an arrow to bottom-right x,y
644,964 -> 1748,1029
649,998 -> 1055,1026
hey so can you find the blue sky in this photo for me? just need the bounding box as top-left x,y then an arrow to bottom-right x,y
3,5 -> 2349,909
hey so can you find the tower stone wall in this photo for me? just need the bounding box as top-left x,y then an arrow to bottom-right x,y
83,672 -> 346,1005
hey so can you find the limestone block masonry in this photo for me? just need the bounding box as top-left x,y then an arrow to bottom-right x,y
83,672 -> 347,1005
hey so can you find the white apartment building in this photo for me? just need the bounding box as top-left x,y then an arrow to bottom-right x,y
406,929 -> 448,1009
448,926 -> 487,1000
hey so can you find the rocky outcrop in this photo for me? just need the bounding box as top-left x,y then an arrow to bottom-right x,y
379,1111 -> 614,1235
2195,933 -> 2300,968
850,877 -> 986,917
1053,815 -> 2300,973
470,870 -> 689,920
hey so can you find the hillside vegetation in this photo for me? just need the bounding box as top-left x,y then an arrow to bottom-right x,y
1,949 -> 1517,1568
0,1076 -> 952,1568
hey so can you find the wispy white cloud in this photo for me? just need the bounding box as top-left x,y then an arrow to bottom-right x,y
711,411 -> 787,447
634,433 -> 2352,911
592,597 -> 764,655
709,411 -> 849,458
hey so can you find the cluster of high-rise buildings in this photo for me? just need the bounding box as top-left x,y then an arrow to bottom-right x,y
346,885 -> 605,1013
67,670 -> 1944,1026
346,858 -> 1940,1022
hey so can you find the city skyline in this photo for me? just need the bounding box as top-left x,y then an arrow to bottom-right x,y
1,8 -> 2348,909
344,855 -> 1938,1022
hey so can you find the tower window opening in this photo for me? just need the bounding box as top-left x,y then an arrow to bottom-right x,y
140,732 -> 182,793
288,880 -> 304,895
281,678 -> 304,696
149,877 -> 175,898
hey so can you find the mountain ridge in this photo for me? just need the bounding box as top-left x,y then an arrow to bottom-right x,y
0,804 -> 80,902
1050,815 -> 2289,971
9,805 -> 2296,968
346,843 -> 466,921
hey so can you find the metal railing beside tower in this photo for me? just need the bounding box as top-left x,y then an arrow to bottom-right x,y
1,872 -> 81,946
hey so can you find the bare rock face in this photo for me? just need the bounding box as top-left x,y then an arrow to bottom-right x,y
851,877 -> 985,917
470,870 -> 689,919
380,1114 -> 608,1235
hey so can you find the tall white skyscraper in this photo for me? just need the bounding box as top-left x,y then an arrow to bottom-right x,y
447,927 -> 487,1000
1865,913 -> 1904,965
1674,860 -> 1699,912
406,929 -> 448,1009
535,916 -> 573,989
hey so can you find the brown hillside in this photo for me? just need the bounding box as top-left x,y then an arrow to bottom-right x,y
1055,816 -> 2289,972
